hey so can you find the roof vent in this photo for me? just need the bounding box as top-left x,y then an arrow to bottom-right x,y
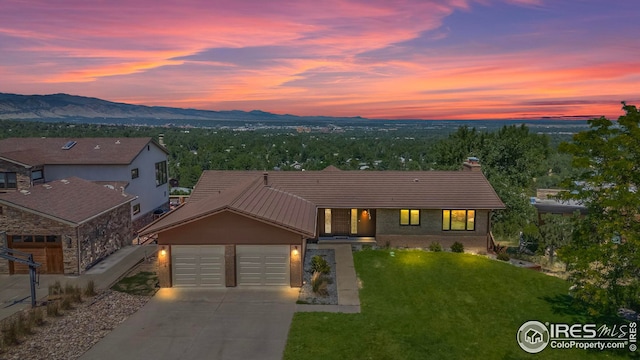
61,140 -> 77,150
94,145 -> 100,150
413,178 -> 420,182
20,190 -> 31,195
61,179 -> 70,184
43,184 -> 52,189
115,140 -> 121,144
104,184 -> 115,190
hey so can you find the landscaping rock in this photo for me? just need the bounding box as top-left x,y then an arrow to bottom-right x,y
298,249 -> 338,305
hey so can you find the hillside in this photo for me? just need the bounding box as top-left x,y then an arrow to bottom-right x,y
0,93 -> 366,123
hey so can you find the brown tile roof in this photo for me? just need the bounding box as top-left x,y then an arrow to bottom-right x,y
142,177 -> 316,237
0,177 -> 135,225
191,170 -> 505,209
141,169 -> 504,236
0,137 -> 167,166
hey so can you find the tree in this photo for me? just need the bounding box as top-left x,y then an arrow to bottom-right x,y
558,102 -> 640,316
537,213 -> 574,265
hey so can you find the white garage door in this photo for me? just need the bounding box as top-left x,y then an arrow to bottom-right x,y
172,245 -> 225,287
236,245 -> 290,286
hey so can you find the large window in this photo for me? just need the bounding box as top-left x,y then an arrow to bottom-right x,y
400,209 -> 420,226
131,168 -> 139,179
442,210 -> 475,231
0,172 -> 17,189
155,161 -> 167,186
350,209 -> 358,234
31,170 -> 43,181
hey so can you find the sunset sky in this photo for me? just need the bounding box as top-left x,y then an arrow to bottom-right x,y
1,0 -> 638,120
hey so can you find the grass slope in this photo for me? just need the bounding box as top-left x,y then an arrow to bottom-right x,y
285,250 -> 628,359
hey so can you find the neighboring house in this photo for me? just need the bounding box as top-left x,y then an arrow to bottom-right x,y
141,162 -> 505,288
533,189 -> 587,222
0,137 -> 170,230
0,177 -> 134,275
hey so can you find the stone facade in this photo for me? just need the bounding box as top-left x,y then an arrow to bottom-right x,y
0,158 -> 31,191
375,209 -> 491,252
77,203 -> 132,272
0,202 -> 132,275
132,201 -> 170,233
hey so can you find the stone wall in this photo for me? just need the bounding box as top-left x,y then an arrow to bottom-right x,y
0,205 -> 77,274
132,201 -> 170,233
0,159 -> 31,191
77,203 -> 132,272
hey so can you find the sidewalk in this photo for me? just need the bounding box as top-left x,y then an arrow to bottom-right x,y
296,244 -> 361,313
0,244 -> 156,321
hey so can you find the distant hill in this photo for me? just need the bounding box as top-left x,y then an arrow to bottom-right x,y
0,92 -> 368,123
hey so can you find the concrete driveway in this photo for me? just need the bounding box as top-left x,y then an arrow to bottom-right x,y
80,287 -> 299,360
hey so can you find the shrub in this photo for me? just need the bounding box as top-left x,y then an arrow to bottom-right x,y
29,307 -> 45,327
428,242 -> 442,252
84,280 -> 97,297
496,252 -> 510,262
46,301 -> 60,317
15,312 -> 32,336
2,320 -> 19,347
310,255 -> 331,274
310,271 -> 328,296
48,281 -> 62,298
60,296 -> 73,311
64,283 -> 75,295
451,242 -> 464,253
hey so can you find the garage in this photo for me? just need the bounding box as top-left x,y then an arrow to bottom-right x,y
171,245 -> 225,287
236,245 -> 290,286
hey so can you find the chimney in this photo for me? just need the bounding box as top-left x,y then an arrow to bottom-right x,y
263,172 -> 269,186
463,157 -> 481,172
158,134 -> 165,147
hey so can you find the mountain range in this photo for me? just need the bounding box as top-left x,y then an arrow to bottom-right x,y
0,93 -> 367,123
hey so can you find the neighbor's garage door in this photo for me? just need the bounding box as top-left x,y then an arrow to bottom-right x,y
172,245 -> 225,287
236,245 -> 289,286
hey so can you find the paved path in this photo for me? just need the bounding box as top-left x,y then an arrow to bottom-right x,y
80,287 -> 299,360
0,244 -> 156,321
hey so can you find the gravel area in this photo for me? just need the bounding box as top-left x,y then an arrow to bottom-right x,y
298,249 -> 338,305
0,290 -> 151,360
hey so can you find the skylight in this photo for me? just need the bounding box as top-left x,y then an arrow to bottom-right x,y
61,140 -> 77,150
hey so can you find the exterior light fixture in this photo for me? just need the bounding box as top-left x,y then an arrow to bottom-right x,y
160,248 -> 167,257
292,246 -> 299,256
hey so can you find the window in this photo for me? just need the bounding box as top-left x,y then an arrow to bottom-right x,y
442,210 -> 475,231
324,209 -> 331,233
10,235 -> 61,243
155,161 -> 167,186
133,203 -> 141,215
0,172 -> 17,189
400,209 -> 420,226
350,209 -> 358,234
131,168 -> 139,179
31,170 -> 43,181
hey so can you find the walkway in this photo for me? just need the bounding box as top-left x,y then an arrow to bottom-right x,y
0,244 -> 156,321
296,244 -> 361,313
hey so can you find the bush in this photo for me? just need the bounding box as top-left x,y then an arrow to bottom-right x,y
48,281 -> 62,298
15,312 -> 31,337
46,301 -> 60,317
60,296 -> 73,311
428,242 -> 442,252
310,255 -> 331,274
310,271 -> 328,296
451,242 -> 464,253
29,307 -> 45,327
496,252 -> 510,262
2,320 -> 19,347
84,280 -> 96,297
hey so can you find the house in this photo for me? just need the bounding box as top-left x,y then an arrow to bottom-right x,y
533,188 -> 587,223
140,162 -> 504,288
0,137 -> 169,230
0,177 -> 134,275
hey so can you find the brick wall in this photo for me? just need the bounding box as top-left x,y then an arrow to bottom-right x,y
375,209 -> 491,252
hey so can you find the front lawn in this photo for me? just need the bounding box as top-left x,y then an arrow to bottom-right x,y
284,250 -> 628,359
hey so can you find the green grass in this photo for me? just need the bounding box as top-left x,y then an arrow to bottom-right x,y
284,250 -> 630,359
111,271 -> 158,296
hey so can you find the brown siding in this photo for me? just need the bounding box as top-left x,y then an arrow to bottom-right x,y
158,211 -> 302,245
